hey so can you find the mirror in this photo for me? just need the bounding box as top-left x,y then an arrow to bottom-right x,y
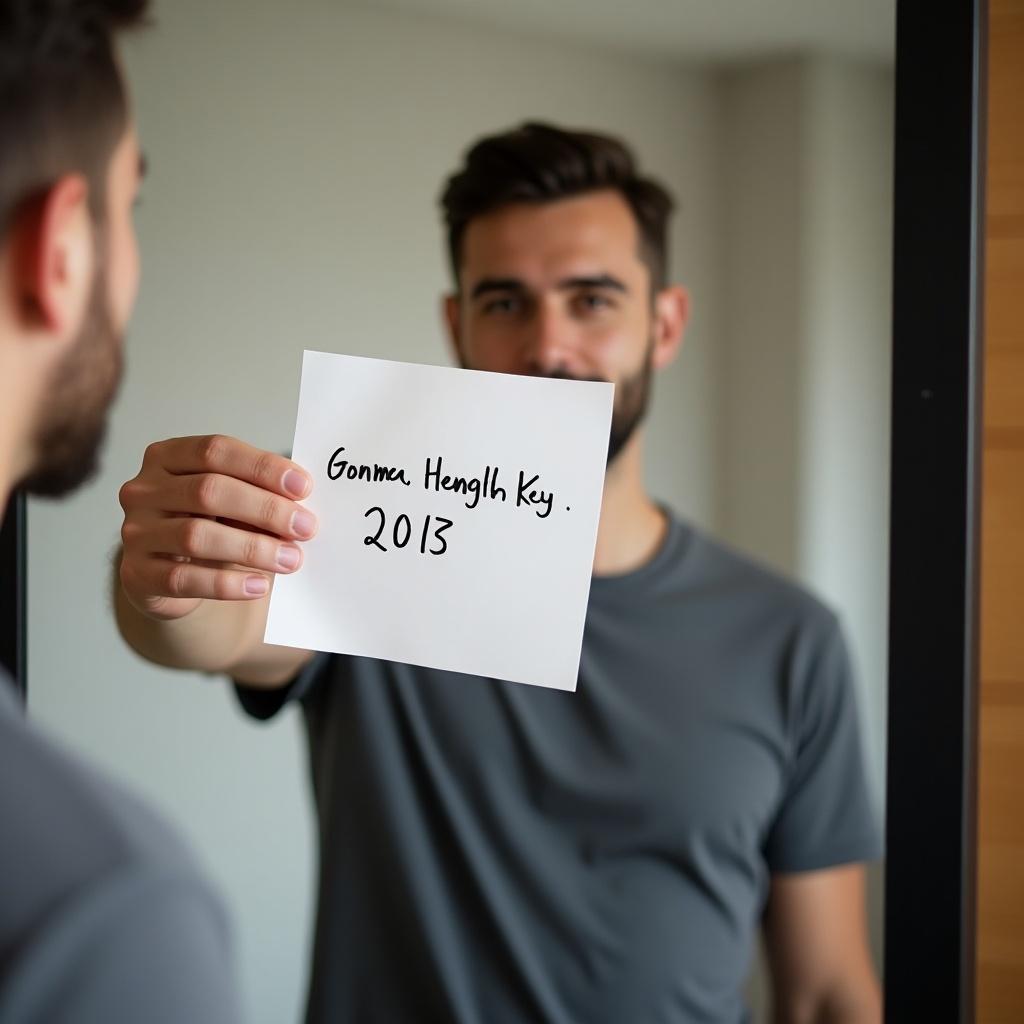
22,1 -> 895,1020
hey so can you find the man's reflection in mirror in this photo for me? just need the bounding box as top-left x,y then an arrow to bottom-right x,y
115,122 -> 882,1024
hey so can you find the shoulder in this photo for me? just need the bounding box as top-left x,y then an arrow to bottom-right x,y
673,519 -> 840,642
0,685 -> 214,950
0,845 -> 239,1023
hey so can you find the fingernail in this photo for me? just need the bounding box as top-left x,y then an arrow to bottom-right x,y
291,508 -> 317,539
283,469 -> 310,499
245,575 -> 269,596
276,545 -> 301,571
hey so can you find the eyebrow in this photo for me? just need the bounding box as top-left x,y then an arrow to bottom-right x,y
559,274 -> 628,293
469,273 -> 629,300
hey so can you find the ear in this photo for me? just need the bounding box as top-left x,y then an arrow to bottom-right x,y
442,292 -> 464,366
651,285 -> 689,371
14,174 -> 94,338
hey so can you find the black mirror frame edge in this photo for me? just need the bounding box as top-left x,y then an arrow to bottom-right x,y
0,490 -> 26,700
885,0 -> 986,1021
0,1 -> 989,1019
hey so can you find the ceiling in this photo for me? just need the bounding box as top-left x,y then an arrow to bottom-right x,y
347,0 -> 896,64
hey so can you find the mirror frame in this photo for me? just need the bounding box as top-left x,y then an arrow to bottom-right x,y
0,2 -> 989,1019
0,491 -> 25,699
884,0 -> 986,1021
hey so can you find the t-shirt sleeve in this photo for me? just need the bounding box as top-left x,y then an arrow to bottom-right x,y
233,650 -> 333,721
0,865 -> 244,1024
762,613 -> 882,874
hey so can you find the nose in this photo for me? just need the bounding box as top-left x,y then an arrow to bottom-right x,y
523,302 -> 571,376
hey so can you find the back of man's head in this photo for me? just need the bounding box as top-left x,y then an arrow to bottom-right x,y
0,0 -> 150,499
0,0 -> 149,237
440,121 -> 675,293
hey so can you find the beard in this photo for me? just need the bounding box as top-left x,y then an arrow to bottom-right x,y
20,265 -> 124,498
605,340 -> 653,465
535,338 -> 654,467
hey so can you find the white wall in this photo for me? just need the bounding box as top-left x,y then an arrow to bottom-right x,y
798,56 -> 893,822
715,58 -> 893,1003
716,53 -> 892,816
716,61 -> 805,570
27,4 -> 719,1022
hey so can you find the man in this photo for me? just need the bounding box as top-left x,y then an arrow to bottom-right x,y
0,2 -> 242,1021
115,123 -> 882,1022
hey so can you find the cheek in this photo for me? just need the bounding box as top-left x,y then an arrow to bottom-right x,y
613,307 -> 655,359
580,319 -> 642,367
105,215 -> 140,330
461,321 -> 522,371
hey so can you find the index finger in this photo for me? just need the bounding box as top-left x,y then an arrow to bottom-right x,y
150,435 -> 312,500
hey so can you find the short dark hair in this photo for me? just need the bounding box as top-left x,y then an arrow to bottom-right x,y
0,0 -> 149,236
440,121 -> 675,292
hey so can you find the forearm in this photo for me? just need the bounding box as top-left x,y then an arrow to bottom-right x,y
820,981 -> 881,1024
771,977 -> 881,1024
765,866 -> 881,1024
112,551 -> 269,674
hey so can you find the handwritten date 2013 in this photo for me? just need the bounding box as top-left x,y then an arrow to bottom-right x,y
363,507 -> 453,555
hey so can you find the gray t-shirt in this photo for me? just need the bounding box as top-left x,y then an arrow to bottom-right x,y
0,671 -> 243,1024
237,514 -> 881,1024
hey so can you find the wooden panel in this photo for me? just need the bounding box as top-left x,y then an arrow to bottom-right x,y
979,451 -> 1024,683
984,0 -> 1024,357
977,0 -> 1024,1019
984,351 -> 1024,429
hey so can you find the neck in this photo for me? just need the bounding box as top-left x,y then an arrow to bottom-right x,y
0,340 -> 36,515
592,429 -> 667,576
0,416 -> 21,516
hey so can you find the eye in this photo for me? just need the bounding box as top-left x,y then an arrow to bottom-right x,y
573,291 -> 615,314
481,295 -> 522,316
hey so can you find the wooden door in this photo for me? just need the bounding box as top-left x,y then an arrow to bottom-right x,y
976,1 -> 1024,1019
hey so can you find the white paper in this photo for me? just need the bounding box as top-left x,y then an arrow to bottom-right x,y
265,351 -> 614,691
